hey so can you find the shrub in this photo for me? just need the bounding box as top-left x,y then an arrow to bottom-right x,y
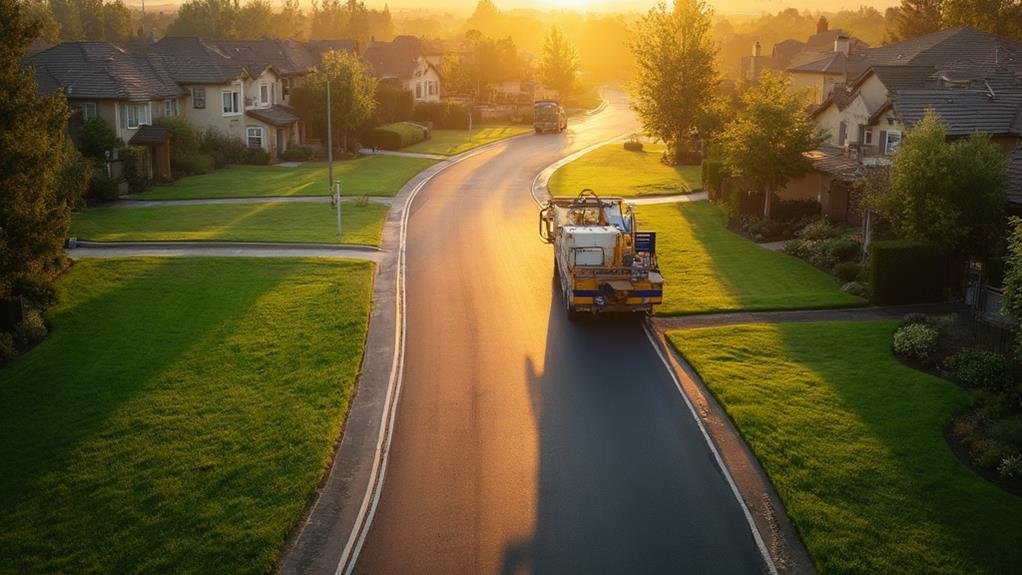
999,453 -> 1022,478
412,102 -> 473,129
797,219 -> 840,241
784,237 -> 836,268
199,128 -> 247,167
282,146 -> 317,162
60,156 -> 93,208
12,309 -> 47,350
623,139 -> 644,152
363,122 -> 428,150
975,439 -> 1014,469
946,348 -> 1015,391
243,149 -> 269,166
987,415 -> 1022,445
834,262 -> 862,283
0,332 -> 15,364
827,236 -> 862,263
701,159 -> 724,198
12,275 -> 57,309
173,153 -> 216,175
118,146 -> 148,192
772,198 -> 821,222
893,322 -> 939,362
78,117 -> 122,159
154,116 -> 200,161
901,313 -> 929,327
842,281 -> 871,298
869,240 -> 944,305
375,83 -> 415,124
88,167 -> 121,202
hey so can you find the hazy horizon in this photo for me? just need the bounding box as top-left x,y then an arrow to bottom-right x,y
124,0 -> 902,16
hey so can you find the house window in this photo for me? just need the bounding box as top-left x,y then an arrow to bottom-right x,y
863,128 -> 873,145
222,90 -> 240,115
884,131 -> 902,155
193,87 -> 206,109
122,102 -> 150,129
259,84 -> 269,105
164,99 -> 178,117
282,78 -> 290,98
428,81 -> 437,96
75,102 -> 97,120
415,82 -> 423,99
246,127 -> 264,149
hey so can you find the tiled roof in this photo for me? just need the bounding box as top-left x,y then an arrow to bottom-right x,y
891,89 -> 1022,135
789,52 -> 848,74
362,37 -> 422,80
146,37 -> 246,84
245,105 -> 300,127
860,27 -> 1022,72
25,42 -> 186,100
807,146 -> 861,179
1006,145 -> 1022,204
128,125 -> 171,145
865,65 -> 937,91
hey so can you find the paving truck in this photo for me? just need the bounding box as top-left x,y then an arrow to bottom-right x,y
539,190 -> 664,318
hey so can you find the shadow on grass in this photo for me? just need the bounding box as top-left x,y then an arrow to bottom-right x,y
0,258 -> 300,511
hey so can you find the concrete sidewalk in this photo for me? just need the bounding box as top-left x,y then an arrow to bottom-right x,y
107,196 -> 393,208
358,148 -> 448,160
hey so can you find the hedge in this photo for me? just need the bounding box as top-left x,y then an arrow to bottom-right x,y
412,102 -> 474,129
869,239 -> 944,305
363,122 -> 428,150
701,159 -> 724,200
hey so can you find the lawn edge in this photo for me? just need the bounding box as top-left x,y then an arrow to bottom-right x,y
646,321 -> 817,575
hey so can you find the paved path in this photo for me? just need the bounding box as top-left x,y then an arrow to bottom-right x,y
67,240 -> 383,262
107,196 -> 393,208
627,191 -> 707,204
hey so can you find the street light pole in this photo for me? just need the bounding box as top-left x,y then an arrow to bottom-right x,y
326,78 -> 333,196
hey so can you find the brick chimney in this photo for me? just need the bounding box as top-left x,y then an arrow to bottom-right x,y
817,16 -> 828,34
750,42 -> 762,81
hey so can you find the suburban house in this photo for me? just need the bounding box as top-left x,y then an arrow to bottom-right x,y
26,42 -> 187,178
362,35 -> 442,103
777,27 -> 1022,222
24,36 -> 370,169
744,17 -> 870,104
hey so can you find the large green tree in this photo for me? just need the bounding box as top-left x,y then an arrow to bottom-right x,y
537,26 -> 579,98
720,71 -> 823,219
943,0 -> 1022,41
0,0 -> 79,300
866,110 -> 1005,253
630,0 -> 718,163
290,50 -> 376,151
893,0 -> 943,41
167,0 -> 239,38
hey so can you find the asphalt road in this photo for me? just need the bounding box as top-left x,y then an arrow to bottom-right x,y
353,93 -> 767,574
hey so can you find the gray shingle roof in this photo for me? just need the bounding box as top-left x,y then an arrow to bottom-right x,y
807,146 -> 861,178
362,36 -> 422,80
129,125 -> 171,145
891,89 -> 1022,135
245,105 -> 300,127
862,27 -> 1022,72
146,37 -> 246,84
25,42 -> 186,100
789,52 -> 848,74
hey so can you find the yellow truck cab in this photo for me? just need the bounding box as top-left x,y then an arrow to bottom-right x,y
540,190 -> 664,318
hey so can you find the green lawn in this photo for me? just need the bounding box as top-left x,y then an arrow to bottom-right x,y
0,257 -> 374,573
549,142 -> 701,198
403,124 -> 532,156
669,321 -> 1022,574
72,202 -> 387,246
136,155 -> 436,200
638,202 -> 863,315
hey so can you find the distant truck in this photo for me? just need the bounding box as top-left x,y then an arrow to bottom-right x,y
533,100 -> 567,134
539,190 -> 664,318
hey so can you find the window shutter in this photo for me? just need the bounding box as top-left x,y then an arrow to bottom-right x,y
879,130 -> 887,153
838,122 -> 847,146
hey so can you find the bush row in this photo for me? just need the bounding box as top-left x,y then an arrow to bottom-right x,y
363,122 -> 429,151
412,102 -> 477,129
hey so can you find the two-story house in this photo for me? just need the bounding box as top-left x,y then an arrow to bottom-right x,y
362,36 -> 442,103
777,27 -> 1022,222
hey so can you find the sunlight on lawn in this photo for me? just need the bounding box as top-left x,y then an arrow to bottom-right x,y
670,321 -> 1022,574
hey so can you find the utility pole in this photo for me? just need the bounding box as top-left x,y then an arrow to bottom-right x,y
326,78 -> 333,198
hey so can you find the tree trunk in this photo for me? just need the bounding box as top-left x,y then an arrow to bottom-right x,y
342,131 -> 348,153
763,186 -> 773,219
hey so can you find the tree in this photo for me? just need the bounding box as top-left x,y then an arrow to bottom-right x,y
236,0 -> 273,39
867,109 -> 1005,253
0,0 -> 79,302
1001,217 -> 1022,354
719,71 -> 823,218
630,0 -> 718,163
278,0 -> 305,40
538,27 -> 578,98
167,0 -> 239,38
18,0 -> 60,42
894,0 -> 942,40
290,50 -> 376,151
100,0 -> 131,43
943,0 -> 1022,41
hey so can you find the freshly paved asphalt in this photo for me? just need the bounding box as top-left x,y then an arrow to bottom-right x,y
352,93 -> 767,573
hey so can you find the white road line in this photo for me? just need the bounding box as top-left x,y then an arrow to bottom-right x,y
643,324 -> 778,575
